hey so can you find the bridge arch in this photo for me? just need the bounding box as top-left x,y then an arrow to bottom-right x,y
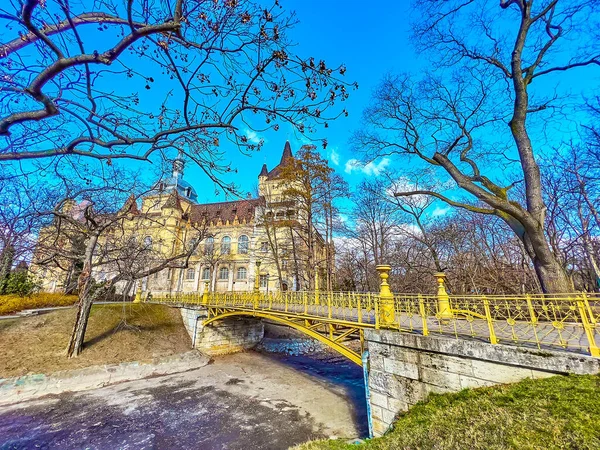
202,311 -> 362,365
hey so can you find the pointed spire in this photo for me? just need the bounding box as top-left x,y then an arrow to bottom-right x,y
259,163 -> 268,177
172,149 -> 185,179
162,190 -> 183,211
280,141 -> 293,163
120,194 -> 139,215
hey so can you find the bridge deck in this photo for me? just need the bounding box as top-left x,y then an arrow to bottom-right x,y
146,291 -> 600,358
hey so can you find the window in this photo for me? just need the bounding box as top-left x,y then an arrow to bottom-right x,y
259,274 -> 268,288
218,267 -> 229,280
143,236 -> 153,250
205,237 -> 214,255
186,268 -> 195,280
260,241 -> 268,252
237,267 -> 247,280
188,238 -> 198,253
238,235 -> 249,254
282,260 -> 288,270
221,236 -> 231,254
154,271 -> 159,279
167,269 -> 172,280
202,267 -> 211,280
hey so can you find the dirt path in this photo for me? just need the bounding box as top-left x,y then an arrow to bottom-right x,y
0,352 -> 364,449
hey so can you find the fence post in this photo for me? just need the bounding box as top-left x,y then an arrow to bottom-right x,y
582,292 -> 597,325
577,295 -> 599,357
526,294 -> 537,325
482,295 -> 498,345
434,272 -> 453,320
418,293 -> 429,336
202,282 -> 209,305
134,284 -> 142,303
315,270 -> 320,306
376,265 -> 395,326
357,294 -> 363,324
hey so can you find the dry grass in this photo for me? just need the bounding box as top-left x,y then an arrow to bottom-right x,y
0,293 -> 79,315
0,303 -> 192,378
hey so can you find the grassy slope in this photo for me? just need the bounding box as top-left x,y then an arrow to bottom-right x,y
0,303 -> 192,377
0,293 -> 78,315
300,374 -> 600,450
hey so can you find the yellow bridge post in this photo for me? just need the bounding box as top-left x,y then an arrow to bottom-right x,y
376,265 -> 395,326
253,260 -> 261,309
577,294 -> 600,357
134,283 -> 142,303
202,281 -> 209,305
434,272 -> 453,321
315,270 -> 320,306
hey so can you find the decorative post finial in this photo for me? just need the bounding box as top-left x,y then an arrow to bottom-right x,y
434,272 -> 453,320
376,265 -> 395,326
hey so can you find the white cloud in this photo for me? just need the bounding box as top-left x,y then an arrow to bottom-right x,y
329,148 -> 340,166
344,158 -> 390,176
431,206 -> 451,217
244,128 -> 264,145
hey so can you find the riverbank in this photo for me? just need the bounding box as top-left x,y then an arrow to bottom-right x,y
0,303 -> 191,377
0,351 -> 366,449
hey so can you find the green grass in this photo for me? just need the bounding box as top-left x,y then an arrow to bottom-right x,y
0,293 -> 78,315
298,374 -> 600,450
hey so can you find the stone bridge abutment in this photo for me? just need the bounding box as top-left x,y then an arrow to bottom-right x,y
365,329 -> 600,436
180,307 -> 264,356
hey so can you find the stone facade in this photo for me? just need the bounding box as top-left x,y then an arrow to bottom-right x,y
180,307 -> 264,356
365,329 -> 600,436
31,141 -> 326,295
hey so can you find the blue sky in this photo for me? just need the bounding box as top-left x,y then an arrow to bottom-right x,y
185,1 -> 418,203
4,1 -> 599,208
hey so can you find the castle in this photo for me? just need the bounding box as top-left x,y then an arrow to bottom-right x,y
32,142 -> 326,295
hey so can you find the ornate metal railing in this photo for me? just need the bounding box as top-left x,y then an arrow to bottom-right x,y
143,267 -> 600,358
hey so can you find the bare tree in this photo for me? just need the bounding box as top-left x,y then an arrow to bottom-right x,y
355,0 -> 600,293
33,188 -> 207,357
0,0 -> 352,194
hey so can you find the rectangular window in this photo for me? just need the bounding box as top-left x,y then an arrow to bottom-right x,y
282,260 -> 288,270
186,269 -> 195,280
167,269 -> 172,280
260,242 -> 268,252
259,274 -> 268,288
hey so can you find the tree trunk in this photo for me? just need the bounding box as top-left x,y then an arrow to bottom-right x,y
521,226 -> 571,293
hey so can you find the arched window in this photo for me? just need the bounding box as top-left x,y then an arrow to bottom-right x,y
186,268 -> 195,280
237,267 -> 247,280
218,267 -> 229,280
204,237 -> 214,255
238,235 -> 249,254
143,236 -> 153,249
202,267 -> 211,280
221,236 -> 231,254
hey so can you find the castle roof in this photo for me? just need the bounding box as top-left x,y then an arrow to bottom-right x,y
265,141 -> 294,180
259,163 -> 268,177
189,198 -> 261,225
120,194 -> 140,215
162,190 -> 183,211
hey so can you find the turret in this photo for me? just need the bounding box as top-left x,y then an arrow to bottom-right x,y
258,163 -> 268,196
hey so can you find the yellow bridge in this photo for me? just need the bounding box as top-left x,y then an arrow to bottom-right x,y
143,267 -> 600,366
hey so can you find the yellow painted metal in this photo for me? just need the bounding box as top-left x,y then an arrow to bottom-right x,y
418,294 -> 428,337
203,310 -> 362,365
147,287 -> 600,359
202,282 -> 209,305
134,284 -> 142,303
434,272 -> 453,321
577,295 -> 600,357
482,296 -> 498,345
376,265 -> 395,325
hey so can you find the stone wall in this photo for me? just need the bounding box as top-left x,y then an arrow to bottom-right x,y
180,307 -> 264,356
365,329 -> 600,436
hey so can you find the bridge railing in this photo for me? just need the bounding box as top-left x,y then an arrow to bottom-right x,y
143,268 -> 600,358
390,292 -> 599,357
